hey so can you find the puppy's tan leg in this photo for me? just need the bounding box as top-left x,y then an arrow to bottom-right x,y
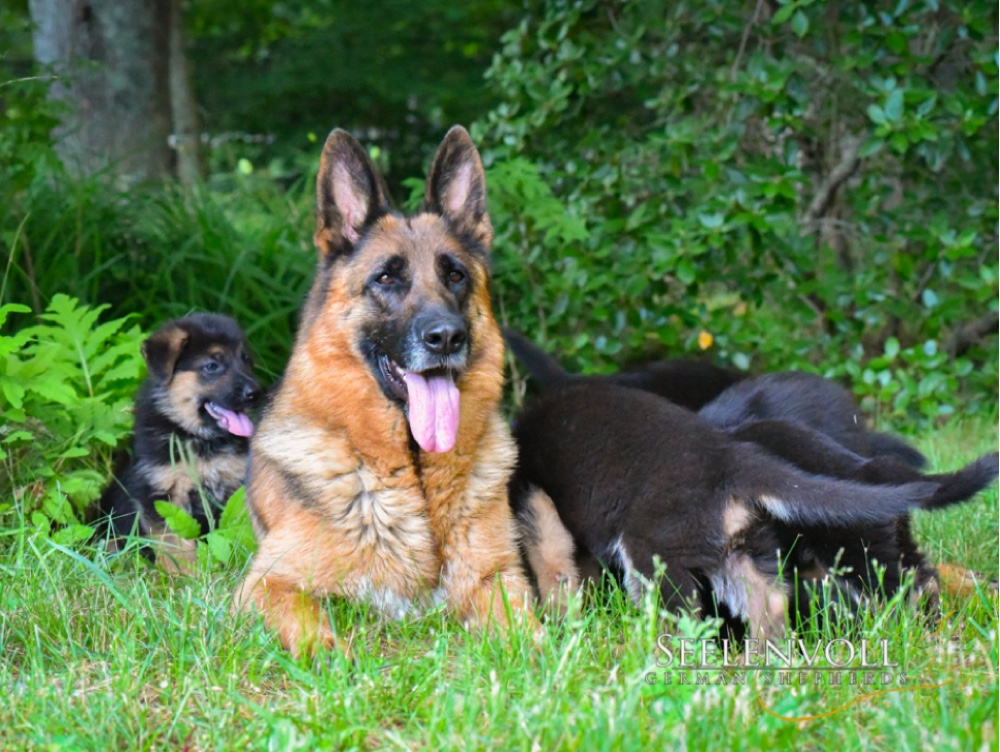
722,553 -> 788,642
936,562 -> 999,599
518,487 -> 581,616
149,531 -> 199,576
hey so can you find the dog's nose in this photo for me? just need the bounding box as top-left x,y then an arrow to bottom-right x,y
242,383 -> 262,404
421,317 -> 468,356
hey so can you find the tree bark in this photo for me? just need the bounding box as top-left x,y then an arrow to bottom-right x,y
945,310 -> 999,358
169,0 -> 201,185
29,0 -> 172,184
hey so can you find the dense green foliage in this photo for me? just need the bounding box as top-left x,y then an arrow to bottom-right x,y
186,0 -> 521,192
2,0 -> 997,422
479,0 -> 998,421
0,296 -> 143,537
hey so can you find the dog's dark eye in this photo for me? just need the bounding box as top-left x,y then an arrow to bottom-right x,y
375,272 -> 394,286
447,269 -> 465,285
202,361 -> 223,375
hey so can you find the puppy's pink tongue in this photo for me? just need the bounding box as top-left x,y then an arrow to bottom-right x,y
205,403 -> 255,437
402,372 -> 460,453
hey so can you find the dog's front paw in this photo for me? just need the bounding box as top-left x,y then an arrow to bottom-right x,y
279,609 -> 340,659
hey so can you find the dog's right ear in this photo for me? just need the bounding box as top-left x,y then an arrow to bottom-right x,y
314,129 -> 391,259
142,324 -> 189,384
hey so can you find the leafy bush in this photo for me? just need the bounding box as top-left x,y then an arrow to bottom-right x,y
154,486 -> 257,569
1,157 -> 316,381
0,295 -> 143,540
478,0 -> 998,422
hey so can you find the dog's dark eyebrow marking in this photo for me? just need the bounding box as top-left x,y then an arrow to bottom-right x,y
384,255 -> 407,273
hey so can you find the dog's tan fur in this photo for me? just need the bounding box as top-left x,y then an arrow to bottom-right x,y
519,487 -> 581,614
235,127 -> 535,656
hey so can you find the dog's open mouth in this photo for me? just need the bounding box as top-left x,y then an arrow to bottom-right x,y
204,401 -> 255,438
378,351 -> 460,454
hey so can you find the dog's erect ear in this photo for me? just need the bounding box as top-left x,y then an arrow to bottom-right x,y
314,129 -> 391,259
142,324 -> 189,384
423,126 -> 493,248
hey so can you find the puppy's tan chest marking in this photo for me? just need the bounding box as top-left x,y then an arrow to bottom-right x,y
142,450 -> 247,510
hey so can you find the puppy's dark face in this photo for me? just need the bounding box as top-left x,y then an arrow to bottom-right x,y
142,314 -> 262,439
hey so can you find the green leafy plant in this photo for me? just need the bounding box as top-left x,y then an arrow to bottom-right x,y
0,295 -> 144,540
478,0 -> 998,423
153,486 -> 257,569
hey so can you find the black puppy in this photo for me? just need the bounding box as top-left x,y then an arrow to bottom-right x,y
696,372 -> 997,605
509,381 -> 956,638
97,313 -> 261,569
700,371 -> 927,469
506,331 -> 998,617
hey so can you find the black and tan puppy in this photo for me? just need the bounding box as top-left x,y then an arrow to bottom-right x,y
506,333 -> 998,622
510,382 -> 969,638
97,313 -> 261,569
697,371 -> 998,605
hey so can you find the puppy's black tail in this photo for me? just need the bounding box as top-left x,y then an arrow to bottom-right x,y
730,442 -> 938,526
923,453 -> 999,510
868,431 -> 927,469
504,328 -> 571,389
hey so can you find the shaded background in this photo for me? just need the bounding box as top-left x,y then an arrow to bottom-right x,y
1,0 -> 997,421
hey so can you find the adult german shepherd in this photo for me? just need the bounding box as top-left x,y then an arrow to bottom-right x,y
235,126 -> 534,656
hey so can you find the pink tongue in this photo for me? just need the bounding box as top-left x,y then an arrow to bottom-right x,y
205,403 -> 254,437
402,372 -> 460,453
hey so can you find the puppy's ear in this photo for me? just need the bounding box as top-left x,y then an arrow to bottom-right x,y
423,126 -> 492,249
314,129 -> 392,259
142,324 -> 189,384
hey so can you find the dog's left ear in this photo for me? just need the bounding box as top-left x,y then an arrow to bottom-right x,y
423,126 -> 493,249
142,324 -> 189,384
314,128 -> 392,260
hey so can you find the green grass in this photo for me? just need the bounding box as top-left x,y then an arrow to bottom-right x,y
1,418 -> 997,751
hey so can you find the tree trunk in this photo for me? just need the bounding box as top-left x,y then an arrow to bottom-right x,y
29,0 -> 172,185
169,0 -> 201,185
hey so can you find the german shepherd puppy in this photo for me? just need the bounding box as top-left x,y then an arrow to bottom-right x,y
234,126 -> 535,657
97,313 -> 261,568
696,372 -> 997,605
506,333 -> 997,623
509,382 -> 954,639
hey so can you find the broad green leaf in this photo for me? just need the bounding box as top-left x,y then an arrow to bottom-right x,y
867,104 -> 887,126
219,486 -> 247,529
52,524 -> 95,546
884,89 -> 904,123
206,531 -> 233,563
154,502 -> 202,540
772,4 -> 797,25
1,377 -> 26,409
789,9 -> 809,38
